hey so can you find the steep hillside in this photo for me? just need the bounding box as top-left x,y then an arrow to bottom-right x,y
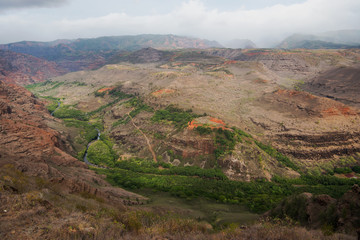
0,50 -> 65,85
304,66 -> 360,108
0,81 -> 144,202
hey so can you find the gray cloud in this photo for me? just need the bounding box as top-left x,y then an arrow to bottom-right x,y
0,0 -> 68,10
0,0 -> 359,46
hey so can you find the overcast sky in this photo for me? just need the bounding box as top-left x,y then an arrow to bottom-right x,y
0,0 -> 359,47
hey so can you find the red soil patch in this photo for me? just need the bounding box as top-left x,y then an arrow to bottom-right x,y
322,106 -> 357,117
151,89 -> 175,97
209,117 -> 226,125
224,60 -> 237,65
344,173 -> 355,178
275,89 -> 316,99
188,116 -> 230,130
97,87 -> 115,93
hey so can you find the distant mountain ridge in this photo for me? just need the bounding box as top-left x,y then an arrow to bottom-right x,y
0,34 -> 222,57
277,30 -> 360,49
224,39 -> 257,49
0,34 -> 222,85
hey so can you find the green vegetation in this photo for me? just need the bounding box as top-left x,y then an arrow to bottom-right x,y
272,174 -> 360,198
113,97 -> 153,127
113,158 -> 227,180
151,105 -> 199,129
87,140 -> 115,167
53,104 -> 88,121
95,158 -> 360,214
88,93 -> 132,117
96,166 -> 293,213
109,85 -> 132,98
46,101 -> 59,113
214,128 -> 238,159
25,80 -> 53,91
194,126 -> 252,159
255,141 -> 299,172
38,81 -> 64,93
94,90 -> 106,97
352,166 -> 360,173
194,126 -> 212,135
334,167 -> 352,174
63,119 -> 99,143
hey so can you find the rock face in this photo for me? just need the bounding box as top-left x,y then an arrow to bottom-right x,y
0,81 -> 144,203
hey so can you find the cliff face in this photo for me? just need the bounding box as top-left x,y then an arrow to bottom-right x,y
0,50 -> 65,85
0,81 -> 144,202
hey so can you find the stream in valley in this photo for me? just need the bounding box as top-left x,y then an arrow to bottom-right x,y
50,101 -> 61,116
83,128 -> 101,166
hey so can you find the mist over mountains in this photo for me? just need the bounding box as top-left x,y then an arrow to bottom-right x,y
277,30 -> 360,49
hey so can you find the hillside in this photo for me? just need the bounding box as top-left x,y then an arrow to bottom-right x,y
0,35 -> 222,85
0,34 -> 222,60
0,50 -> 65,85
4,80 -> 357,239
2,44 -> 360,238
224,39 -> 257,49
277,31 -> 360,49
28,48 -> 360,178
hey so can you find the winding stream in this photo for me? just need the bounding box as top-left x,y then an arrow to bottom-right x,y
50,101 -> 61,116
83,128 -> 101,166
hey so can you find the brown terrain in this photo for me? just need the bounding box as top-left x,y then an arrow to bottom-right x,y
26,48 -> 360,179
304,66 -> 360,108
0,81 -> 145,201
1,46 -> 360,239
0,50 -> 65,85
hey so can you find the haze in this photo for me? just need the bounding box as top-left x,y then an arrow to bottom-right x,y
0,0 -> 359,47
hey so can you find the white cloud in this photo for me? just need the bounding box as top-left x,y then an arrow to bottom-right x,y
0,0 -> 359,46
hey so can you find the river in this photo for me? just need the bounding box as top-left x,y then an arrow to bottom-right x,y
83,128 -> 101,166
50,101 -> 61,116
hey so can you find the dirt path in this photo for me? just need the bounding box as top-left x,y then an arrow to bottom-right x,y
127,110 -> 157,162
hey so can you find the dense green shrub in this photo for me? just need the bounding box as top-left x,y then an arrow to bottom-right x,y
53,105 -> 88,121
334,167 -> 352,174
96,167 -> 294,213
87,140 -> 114,166
63,119 -> 99,142
195,126 -> 212,135
46,101 -> 59,113
151,105 -> 199,128
113,158 -> 227,180
352,166 -> 360,173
